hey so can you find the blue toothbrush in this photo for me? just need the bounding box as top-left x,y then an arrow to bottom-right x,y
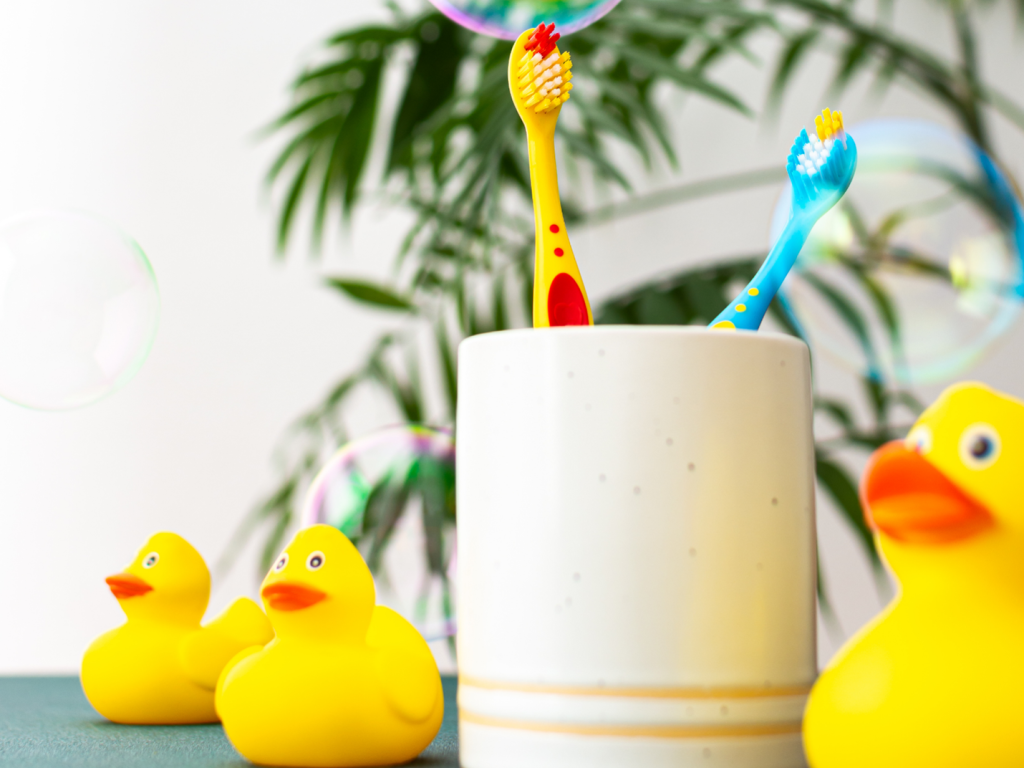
711,109 -> 858,331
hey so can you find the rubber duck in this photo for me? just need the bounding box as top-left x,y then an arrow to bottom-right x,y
216,524 -> 443,767
81,531 -> 274,724
804,382 -> 1024,768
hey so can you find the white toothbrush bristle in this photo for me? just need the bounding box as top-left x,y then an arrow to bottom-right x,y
797,136 -> 832,177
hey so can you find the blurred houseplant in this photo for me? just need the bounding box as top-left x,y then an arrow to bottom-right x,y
227,0 -> 1024,626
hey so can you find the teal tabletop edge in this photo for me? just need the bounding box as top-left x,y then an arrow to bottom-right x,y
0,676 -> 459,768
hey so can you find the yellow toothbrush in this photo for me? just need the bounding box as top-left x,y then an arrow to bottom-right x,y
509,23 -> 592,328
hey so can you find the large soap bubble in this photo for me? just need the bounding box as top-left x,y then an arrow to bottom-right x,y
0,210 -> 160,410
303,425 -> 457,642
302,425 -> 455,536
772,120 -> 1024,384
428,0 -> 620,39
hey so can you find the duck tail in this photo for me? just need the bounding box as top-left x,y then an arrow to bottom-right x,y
179,598 -> 274,690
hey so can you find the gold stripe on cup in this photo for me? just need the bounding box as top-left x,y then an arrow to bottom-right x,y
461,711 -> 802,739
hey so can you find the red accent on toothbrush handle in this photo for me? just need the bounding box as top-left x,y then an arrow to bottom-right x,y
547,272 -> 588,326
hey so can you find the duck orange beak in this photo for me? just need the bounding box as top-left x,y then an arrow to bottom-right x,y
861,441 -> 993,544
262,581 -> 326,612
106,572 -> 153,599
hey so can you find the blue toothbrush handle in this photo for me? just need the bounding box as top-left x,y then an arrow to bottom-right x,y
710,214 -> 812,331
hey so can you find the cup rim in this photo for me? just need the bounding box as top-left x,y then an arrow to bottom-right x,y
459,325 -> 808,354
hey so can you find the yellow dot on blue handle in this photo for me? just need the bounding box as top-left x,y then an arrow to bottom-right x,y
748,288 -> 759,296
736,304 -> 747,312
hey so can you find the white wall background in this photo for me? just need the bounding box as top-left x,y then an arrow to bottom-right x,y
1,0 -> 1023,674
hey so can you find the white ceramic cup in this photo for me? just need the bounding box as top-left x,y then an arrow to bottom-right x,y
456,327 -> 816,768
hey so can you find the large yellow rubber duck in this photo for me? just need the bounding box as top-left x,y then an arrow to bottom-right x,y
81,532 -> 274,724
804,382 -> 1024,767
216,524 -> 443,767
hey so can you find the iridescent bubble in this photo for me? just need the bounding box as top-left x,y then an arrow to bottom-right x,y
771,120 -> 1024,384
302,425 -> 455,537
427,0 -> 620,39
304,425 -> 457,645
0,210 -> 160,410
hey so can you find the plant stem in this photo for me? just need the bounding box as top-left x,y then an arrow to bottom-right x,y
579,166 -> 787,227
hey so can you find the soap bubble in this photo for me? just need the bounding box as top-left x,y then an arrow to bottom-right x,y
427,0 -> 620,39
302,425 -> 455,537
771,120 -> 1024,384
0,210 -> 160,410
303,425 -> 457,646
302,425 -> 457,637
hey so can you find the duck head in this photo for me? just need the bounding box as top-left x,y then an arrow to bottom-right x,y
260,524 -> 375,644
106,532 -> 210,623
861,382 -> 1024,583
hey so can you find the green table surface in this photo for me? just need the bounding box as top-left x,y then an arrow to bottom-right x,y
0,676 -> 459,768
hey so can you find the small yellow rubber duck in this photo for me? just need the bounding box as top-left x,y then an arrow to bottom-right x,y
81,532 -> 274,724
804,382 -> 1024,767
216,524 -> 443,767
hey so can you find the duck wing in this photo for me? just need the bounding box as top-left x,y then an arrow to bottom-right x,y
367,606 -> 442,723
179,597 -> 274,690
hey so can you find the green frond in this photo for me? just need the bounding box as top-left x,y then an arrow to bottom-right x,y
236,0 -> 1024,607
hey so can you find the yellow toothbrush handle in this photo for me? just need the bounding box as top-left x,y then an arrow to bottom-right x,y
527,128 -> 592,328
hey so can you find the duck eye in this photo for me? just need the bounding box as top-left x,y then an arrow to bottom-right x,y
906,425 -> 932,455
959,423 -> 1001,470
142,552 -> 159,569
273,553 -> 289,572
306,551 -> 325,571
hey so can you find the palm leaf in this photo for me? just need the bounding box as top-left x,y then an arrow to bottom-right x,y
388,15 -> 466,174
815,451 -> 882,571
325,278 -> 415,311
766,28 -> 819,115
829,33 -> 871,96
362,469 -> 413,572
